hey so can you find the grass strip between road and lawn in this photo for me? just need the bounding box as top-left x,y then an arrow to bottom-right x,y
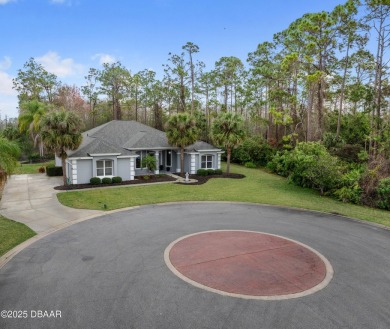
57,163 -> 390,227
0,215 -> 36,257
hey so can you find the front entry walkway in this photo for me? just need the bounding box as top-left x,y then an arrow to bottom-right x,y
0,174 -> 103,233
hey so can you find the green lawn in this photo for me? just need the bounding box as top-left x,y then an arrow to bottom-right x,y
13,160 -> 55,175
0,215 -> 36,257
58,163 -> 390,227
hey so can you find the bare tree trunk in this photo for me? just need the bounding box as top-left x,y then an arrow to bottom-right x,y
226,147 -> 231,174
61,155 -> 67,186
337,43 -> 351,139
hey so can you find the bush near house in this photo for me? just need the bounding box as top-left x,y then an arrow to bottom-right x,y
90,177 -> 101,185
197,169 -> 208,176
102,177 -> 112,184
46,165 -> 63,177
112,176 -> 122,183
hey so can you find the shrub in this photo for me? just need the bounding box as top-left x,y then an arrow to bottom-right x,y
267,142 -> 342,195
207,169 -> 215,175
142,175 -> 150,180
141,155 -> 156,173
90,177 -> 101,185
46,166 -> 63,177
334,144 -> 364,163
244,162 -> 257,169
376,177 -> 390,210
197,169 -> 208,176
214,169 -> 223,175
112,176 -> 122,183
231,137 -> 275,166
38,167 -> 45,173
102,177 -> 112,184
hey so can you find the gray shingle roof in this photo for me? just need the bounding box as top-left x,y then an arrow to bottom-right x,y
185,141 -> 222,152
68,120 -> 221,158
68,120 -> 171,157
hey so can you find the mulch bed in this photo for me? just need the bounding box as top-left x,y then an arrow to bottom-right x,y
54,173 -> 246,190
176,173 -> 245,185
54,175 -> 176,191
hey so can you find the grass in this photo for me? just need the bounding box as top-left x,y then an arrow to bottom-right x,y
58,163 -> 390,227
0,215 -> 36,257
13,160 -> 55,175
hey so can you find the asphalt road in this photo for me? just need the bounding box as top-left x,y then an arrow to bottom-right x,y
0,203 -> 389,329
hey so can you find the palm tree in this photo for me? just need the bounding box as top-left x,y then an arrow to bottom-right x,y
40,109 -> 83,185
165,113 -> 199,175
0,137 -> 20,175
212,112 -> 245,174
18,100 -> 47,157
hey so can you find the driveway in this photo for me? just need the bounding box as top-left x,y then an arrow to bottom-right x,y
0,203 -> 389,329
0,174 -> 103,233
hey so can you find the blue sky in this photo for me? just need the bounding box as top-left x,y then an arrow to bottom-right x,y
0,0 -> 346,119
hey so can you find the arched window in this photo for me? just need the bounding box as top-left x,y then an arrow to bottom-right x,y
201,154 -> 213,169
96,160 -> 113,176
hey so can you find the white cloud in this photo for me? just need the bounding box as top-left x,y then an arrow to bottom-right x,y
92,53 -> 117,65
0,56 -> 12,70
0,70 -> 18,118
36,51 -> 83,77
0,71 -> 15,96
0,0 -> 16,5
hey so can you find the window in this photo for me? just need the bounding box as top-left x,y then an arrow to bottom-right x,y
166,150 -> 172,167
135,152 -> 141,169
96,160 -> 113,176
201,155 -> 213,169
135,151 -> 155,169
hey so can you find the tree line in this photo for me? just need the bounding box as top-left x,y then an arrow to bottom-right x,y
9,0 -> 390,157
0,0 -> 389,209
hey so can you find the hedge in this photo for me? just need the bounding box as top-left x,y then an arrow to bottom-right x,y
46,166 -> 63,177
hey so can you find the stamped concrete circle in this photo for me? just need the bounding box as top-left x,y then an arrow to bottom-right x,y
165,230 -> 333,300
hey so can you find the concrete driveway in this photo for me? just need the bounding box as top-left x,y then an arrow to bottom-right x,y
0,174 -> 103,233
0,202 -> 389,329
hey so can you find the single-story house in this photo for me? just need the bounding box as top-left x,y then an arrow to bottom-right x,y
56,120 -> 224,184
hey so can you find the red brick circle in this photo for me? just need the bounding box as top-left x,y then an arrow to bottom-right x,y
166,231 -> 331,298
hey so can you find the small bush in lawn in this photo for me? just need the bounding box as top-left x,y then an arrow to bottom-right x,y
143,175 -> 150,180
245,162 -> 257,168
214,169 -> 223,175
90,177 -> 101,185
102,177 -> 112,184
197,169 -> 208,176
207,169 -> 215,175
112,176 -> 122,183
38,167 -> 45,173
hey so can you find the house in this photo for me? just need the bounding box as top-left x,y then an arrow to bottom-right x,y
57,120 -> 224,184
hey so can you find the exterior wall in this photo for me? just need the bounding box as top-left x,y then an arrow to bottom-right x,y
117,158 -> 131,181
66,161 -> 72,183
77,159 -> 93,184
55,155 -> 62,167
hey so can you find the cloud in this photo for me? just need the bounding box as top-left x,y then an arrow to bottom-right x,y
0,56 -> 12,70
36,51 -> 83,77
92,53 -> 117,65
0,71 -> 16,96
0,0 -> 16,5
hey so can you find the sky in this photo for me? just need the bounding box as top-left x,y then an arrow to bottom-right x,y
0,0 -> 347,119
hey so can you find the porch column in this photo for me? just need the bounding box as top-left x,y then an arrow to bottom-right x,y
176,152 -> 181,173
217,153 -> 222,169
154,151 -> 159,175
190,154 -> 196,174
130,157 -> 135,180
71,160 -> 77,184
